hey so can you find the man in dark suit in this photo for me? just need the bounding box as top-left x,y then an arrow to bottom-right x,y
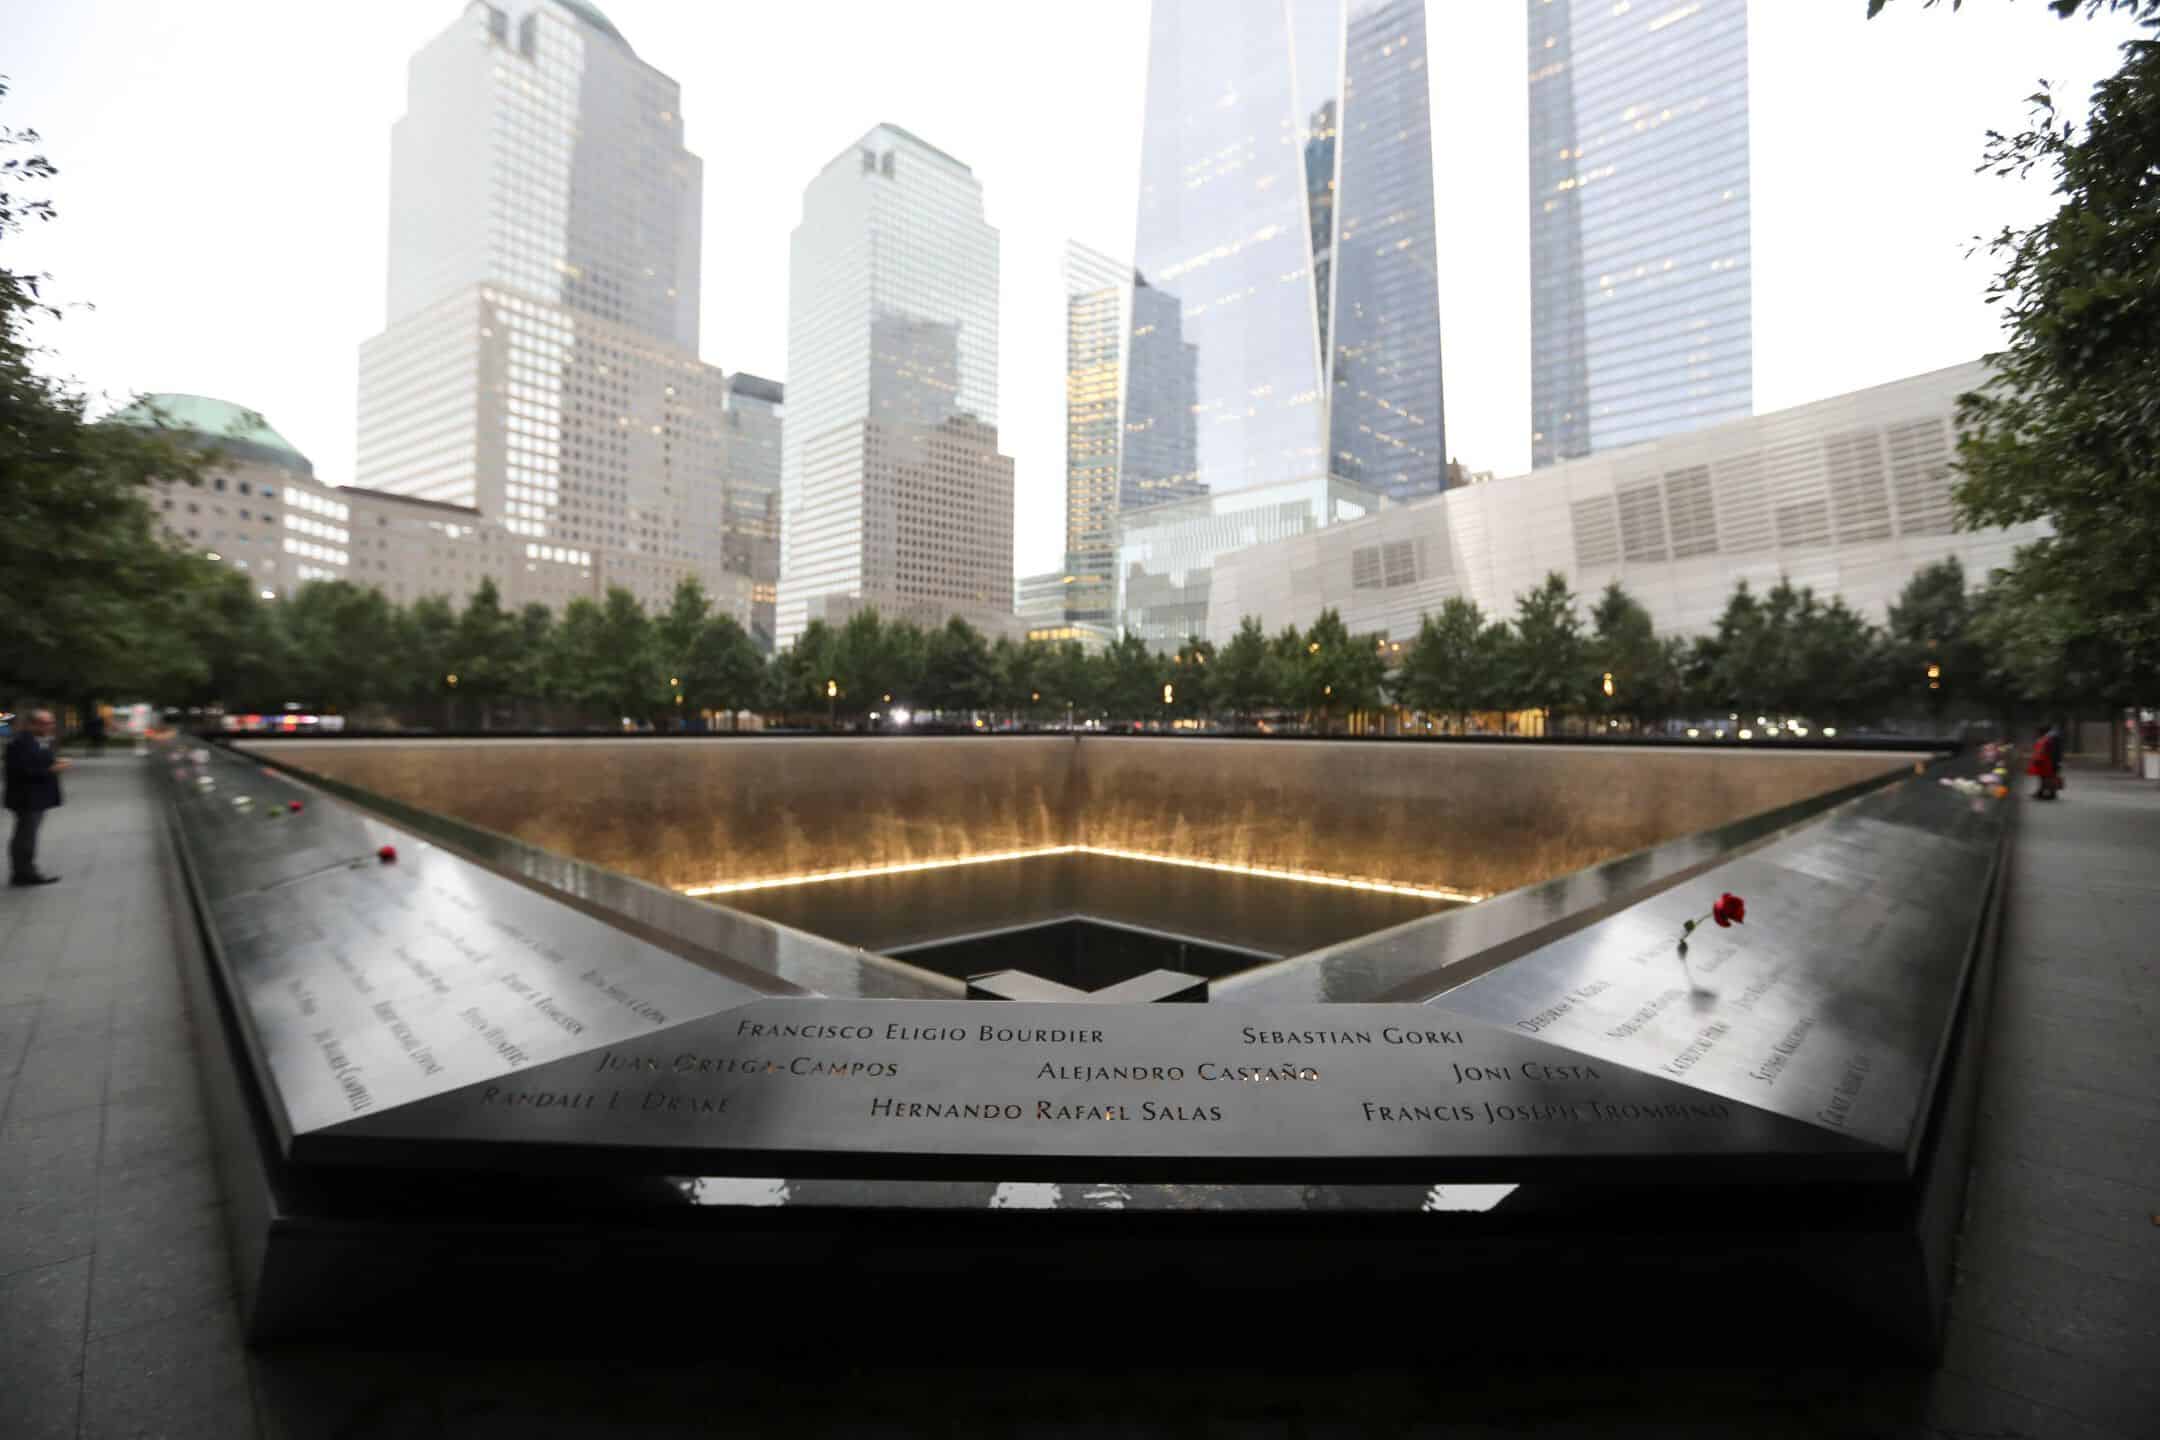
5,709 -> 70,886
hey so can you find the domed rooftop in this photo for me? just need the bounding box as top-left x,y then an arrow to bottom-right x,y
552,0 -> 629,49
106,393 -> 314,477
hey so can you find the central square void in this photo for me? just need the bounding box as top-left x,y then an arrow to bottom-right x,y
706,849 -> 1461,987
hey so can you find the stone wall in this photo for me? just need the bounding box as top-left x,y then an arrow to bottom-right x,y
253,737 -> 1908,903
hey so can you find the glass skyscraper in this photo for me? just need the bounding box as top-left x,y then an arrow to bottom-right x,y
358,0 -> 775,621
1117,0 -> 1445,646
1529,0 -> 1752,468
774,125 -> 1012,649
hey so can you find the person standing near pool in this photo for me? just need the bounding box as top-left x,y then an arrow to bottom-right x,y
5,709 -> 71,886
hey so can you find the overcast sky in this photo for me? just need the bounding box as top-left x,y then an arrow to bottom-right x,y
5,1 -> 2143,578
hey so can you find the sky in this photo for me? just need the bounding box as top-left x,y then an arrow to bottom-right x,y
3,0 -> 2145,580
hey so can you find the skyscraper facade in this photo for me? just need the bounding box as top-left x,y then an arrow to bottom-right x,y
1064,243 -> 1126,589
358,0 -> 775,619
1529,0 -> 1752,468
1116,0 -> 1445,647
775,125 -> 1012,648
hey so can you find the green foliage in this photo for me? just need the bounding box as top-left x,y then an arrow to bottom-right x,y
1587,583 -> 1661,723
1099,632 -> 1165,720
922,616 -> 994,713
1212,617 -> 1273,723
1882,3 -> 2160,696
1396,598 -> 1510,725
1291,608 -> 1387,731
1166,637 -> 1216,720
1507,573 -> 1589,718
680,613 -> 764,722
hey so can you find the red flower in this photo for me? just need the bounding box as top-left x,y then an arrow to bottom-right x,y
1712,892 -> 1746,928
377,845 -> 398,864
288,800 -> 304,813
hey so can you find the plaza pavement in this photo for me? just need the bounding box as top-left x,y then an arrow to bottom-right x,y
0,752 -> 2153,1437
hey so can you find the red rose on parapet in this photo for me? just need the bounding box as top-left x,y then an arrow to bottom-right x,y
377,845 -> 398,864
1679,891 -> 1747,953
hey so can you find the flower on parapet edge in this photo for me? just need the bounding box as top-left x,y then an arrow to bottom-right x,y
377,845 -> 398,864
1679,891 -> 1747,954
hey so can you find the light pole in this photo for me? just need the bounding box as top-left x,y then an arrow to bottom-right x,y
826,678 -> 838,729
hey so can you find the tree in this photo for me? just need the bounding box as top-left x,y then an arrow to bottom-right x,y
1886,557 -> 1982,729
1214,618 -> 1274,725
1702,577 -> 1889,728
1508,573 -> 1589,725
651,578 -> 711,723
1040,640 -> 1098,724
989,636 -> 1043,721
178,564 -> 289,712
769,619 -> 839,721
282,580 -> 402,717
1587,583 -> 1661,727
448,578 -> 515,727
1292,608 -> 1386,732
1100,632 -> 1164,722
1873,0 -> 2160,696
922,616 -> 994,715
1397,597 -> 1508,730
402,594 -> 459,721
592,587 -> 659,723
1166,637 -> 1216,722
504,602 -> 555,719
0,84 -> 229,706
681,614 -> 765,726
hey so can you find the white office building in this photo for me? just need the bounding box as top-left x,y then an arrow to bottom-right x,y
775,125 -> 1012,648
357,0 -> 774,621
1208,362 -> 2047,645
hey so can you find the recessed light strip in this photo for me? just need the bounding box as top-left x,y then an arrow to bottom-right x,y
680,845 -> 1481,905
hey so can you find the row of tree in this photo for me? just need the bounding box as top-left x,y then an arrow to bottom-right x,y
79,556 -> 2011,735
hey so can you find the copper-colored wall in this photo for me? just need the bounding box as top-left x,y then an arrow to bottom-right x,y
256,737 -> 1905,901
256,737 -> 1072,893
1069,739 -> 1907,899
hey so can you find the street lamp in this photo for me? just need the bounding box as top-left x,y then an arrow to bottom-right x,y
446,673 -> 458,687
1163,683 -> 1174,706
826,678 -> 837,729
1601,672 -> 1615,698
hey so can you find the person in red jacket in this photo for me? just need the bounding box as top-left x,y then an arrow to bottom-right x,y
2026,723 -> 2060,800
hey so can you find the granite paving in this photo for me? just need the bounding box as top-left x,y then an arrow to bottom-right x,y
1,752 -> 2153,1437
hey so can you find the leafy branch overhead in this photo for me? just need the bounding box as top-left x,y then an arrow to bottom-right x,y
1873,0 -> 2160,696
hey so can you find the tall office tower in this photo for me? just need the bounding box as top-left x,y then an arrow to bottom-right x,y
775,125 -> 1012,649
1117,0 -> 1446,646
358,0 -> 771,619
717,373 -> 784,646
1058,243 -> 1126,627
1528,0 -> 1752,468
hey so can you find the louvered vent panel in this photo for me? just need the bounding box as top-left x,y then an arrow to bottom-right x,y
1764,439 -> 1830,549
1572,495 -> 1620,568
1714,450 -> 1771,553
1616,481 -> 1669,563
1351,544 -> 1383,590
1887,416 -> 1956,534
1663,465 -> 1717,558
1381,539 -> 1418,588
1825,428 -> 1893,542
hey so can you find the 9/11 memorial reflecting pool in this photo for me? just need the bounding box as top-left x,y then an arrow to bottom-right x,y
158,731 -> 2014,1361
